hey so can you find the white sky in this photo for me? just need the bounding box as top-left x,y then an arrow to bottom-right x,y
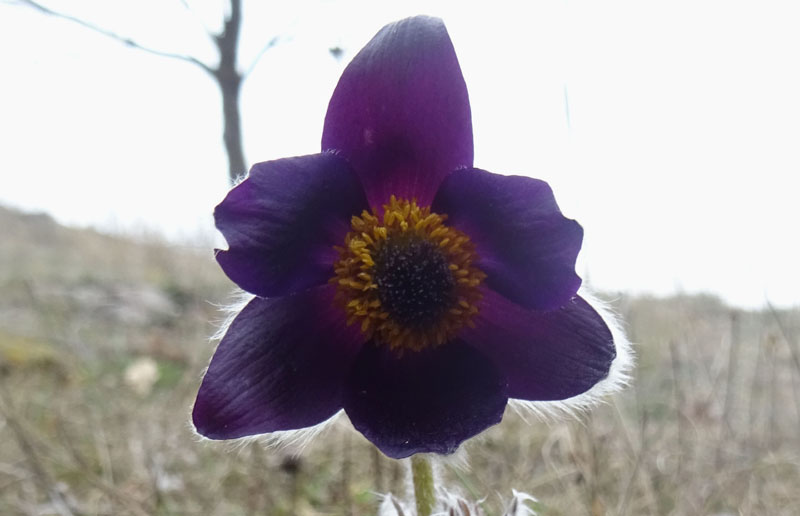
1,0 -> 798,309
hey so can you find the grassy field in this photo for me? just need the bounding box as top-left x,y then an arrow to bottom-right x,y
0,205 -> 798,515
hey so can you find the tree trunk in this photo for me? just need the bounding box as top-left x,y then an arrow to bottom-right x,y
216,0 -> 245,184
20,0 -> 251,185
219,74 -> 245,184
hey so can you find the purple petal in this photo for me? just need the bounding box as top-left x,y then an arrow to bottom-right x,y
322,16 -> 473,210
192,285 -> 363,439
433,168 -> 583,311
343,341 -> 507,459
215,153 -> 367,297
461,288 -> 616,401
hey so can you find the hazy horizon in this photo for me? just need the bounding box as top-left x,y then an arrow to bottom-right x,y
2,0 -> 798,309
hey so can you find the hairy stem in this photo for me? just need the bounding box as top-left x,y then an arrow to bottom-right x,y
411,455 -> 435,516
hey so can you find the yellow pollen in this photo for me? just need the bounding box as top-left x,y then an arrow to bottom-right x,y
331,196 -> 486,352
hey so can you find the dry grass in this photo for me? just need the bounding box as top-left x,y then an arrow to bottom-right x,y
0,205 -> 798,515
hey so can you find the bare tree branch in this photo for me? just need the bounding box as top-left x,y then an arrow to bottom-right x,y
214,0 -> 247,182
243,35 -> 280,79
18,0 -> 214,75
16,0 -> 270,183
176,0 -> 217,43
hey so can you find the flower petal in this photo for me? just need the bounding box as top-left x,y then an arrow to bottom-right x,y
215,153 -> 368,297
322,16 -> 473,210
461,288 -> 616,401
433,168 -> 583,311
343,341 -> 507,459
192,285 -> 363,439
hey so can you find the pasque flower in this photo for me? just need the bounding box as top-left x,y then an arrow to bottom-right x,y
193,16 -> 628,459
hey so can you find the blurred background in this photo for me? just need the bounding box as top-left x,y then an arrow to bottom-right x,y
0,0 -> 798,514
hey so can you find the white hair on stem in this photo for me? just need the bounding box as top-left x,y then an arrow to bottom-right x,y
377,493 -> 413,516
376,487 -> 539,515
503,490 -> 540,516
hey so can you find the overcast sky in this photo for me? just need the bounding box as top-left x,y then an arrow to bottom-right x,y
1,0 -> 798,309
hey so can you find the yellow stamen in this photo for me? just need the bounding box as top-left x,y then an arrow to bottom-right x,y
330,196 -> 485,352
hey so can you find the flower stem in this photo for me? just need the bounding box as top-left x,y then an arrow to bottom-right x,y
411,455 -> 435,516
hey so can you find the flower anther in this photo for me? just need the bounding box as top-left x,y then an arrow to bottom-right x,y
332,196 -> 485,352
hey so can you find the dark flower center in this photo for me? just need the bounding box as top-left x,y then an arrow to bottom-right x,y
331,197 -> 485,352
373,237 -> 455,329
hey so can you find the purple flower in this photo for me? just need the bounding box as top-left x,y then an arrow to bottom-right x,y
192,16 -> 628,459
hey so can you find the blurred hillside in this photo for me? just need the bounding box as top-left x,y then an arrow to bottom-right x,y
0,204 -> 798,516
